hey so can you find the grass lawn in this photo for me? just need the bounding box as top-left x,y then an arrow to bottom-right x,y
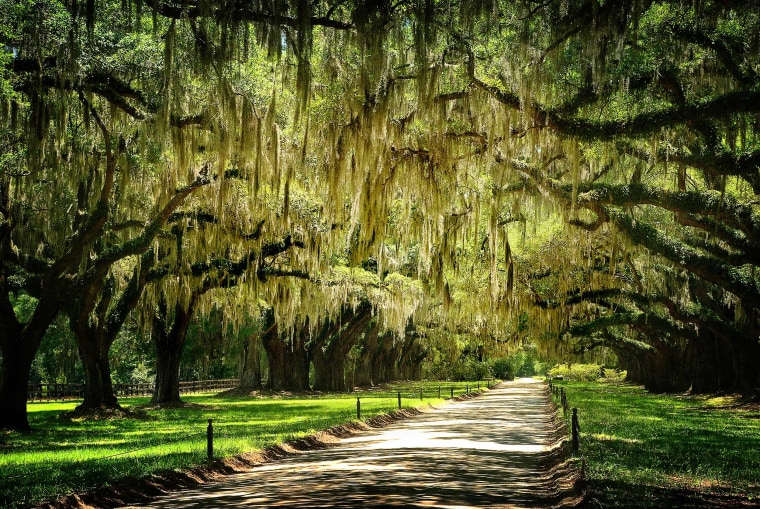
552,380 -> 760,508
0,381 -> 486,508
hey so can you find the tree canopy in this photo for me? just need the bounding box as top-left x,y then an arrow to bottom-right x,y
1,0 -> 759,430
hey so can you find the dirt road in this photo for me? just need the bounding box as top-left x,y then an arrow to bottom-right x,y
122,379 -> 576,508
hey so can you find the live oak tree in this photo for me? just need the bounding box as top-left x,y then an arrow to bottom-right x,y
0,0 -> 285,427
148,227 -> 309,405
3,0 -> 760,430
483,1 -> 760,392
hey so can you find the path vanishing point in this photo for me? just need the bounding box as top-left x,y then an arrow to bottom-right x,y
121,379 -> 580,509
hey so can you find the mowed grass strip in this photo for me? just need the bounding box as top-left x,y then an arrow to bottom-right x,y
0,381 -> 486,508
554,381 -> 760,507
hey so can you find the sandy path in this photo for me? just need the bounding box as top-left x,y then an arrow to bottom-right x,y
122,379 -> 571,508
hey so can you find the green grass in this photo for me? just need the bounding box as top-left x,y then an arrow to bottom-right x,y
0,381 -> 487,508
552,380 -> 760,507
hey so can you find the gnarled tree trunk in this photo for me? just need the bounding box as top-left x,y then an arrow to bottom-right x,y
237,333 -> 263,392
69,275 -> 121,411
0,282 -> 68,430
312,302 -> 372,392
398,337 -> 426,381
263,314 -> 310,391
0,333 -> 38,431
77,337 -> 119,409
151,297 -> 197,405
352,322 -> 381,387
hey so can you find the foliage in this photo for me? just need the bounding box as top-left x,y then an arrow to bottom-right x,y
547,363 -> 626,383
31,315 -> 82,385
2,0 -> 760,433
447,358 -> 492,382
110,325 -> 153,385
512,344 -> 551,378
489,358 -> 515,381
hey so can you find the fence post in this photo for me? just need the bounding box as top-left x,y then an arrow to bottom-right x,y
572,408 -> 580,452
207,419 -> 214,463
438,386 -> 441,398
397,391 -> 402,409
478,382 -> 480,391
356,397 -> 361,420
419,388 -> 423,400
450,387 -> 454,398
561,387 -> 568,415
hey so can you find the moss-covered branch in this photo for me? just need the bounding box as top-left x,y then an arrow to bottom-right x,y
143,0 -> 353,30
471,51 -> 760,140
573,183 -> 760,248
611,211 -> 760,310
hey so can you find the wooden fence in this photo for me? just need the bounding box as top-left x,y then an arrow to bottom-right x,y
27,379 -> 239,402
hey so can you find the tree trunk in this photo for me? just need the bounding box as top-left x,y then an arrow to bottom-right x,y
263,321 -> 286,390
0,291 -> 64,430
283,328 -> 311,391
312,350 -> 348,392
71,314 -> 120,410
397,339 -> 426,381
352,323 -> 380,387
371,333 -> 403,384
151,300 -> 195,405
67,273 -> 122,411
617,331 -> 760,394
237,334 -> 262,392
312,303 -> 372,392
152,328 -> 185,405
681,334 -> 760,393
263,320 -> 310,391
78,342 -> 119,409
152,350 -> 183,404
0,339 -> 36,431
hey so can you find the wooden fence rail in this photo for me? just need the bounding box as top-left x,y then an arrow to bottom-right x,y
27,379 -> 239,402
27,383 -> 85,402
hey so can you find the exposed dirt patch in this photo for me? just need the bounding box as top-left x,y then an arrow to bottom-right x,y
59,406 -> 152,422
541,391 -> 587,508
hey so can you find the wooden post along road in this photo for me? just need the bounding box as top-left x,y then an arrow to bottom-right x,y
122,379 -> 579,509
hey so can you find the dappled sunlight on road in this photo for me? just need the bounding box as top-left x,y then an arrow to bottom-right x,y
343,427 -> 546,453
122,379 -> 563,508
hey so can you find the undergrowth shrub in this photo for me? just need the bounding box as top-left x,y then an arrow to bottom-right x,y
547,363 -> 626,382
449,358 -> 492,381
489,358 -> 515,380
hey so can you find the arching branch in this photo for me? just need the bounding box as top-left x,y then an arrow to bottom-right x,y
143,0 -> 353,30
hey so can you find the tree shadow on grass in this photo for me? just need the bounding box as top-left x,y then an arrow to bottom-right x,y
581,480 -> 760,508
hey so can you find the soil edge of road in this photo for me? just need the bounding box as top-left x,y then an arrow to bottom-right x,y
33,383 -> 586,509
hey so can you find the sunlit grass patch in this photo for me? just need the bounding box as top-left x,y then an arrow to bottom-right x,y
590,433 -> 642,444
552,380 -> 760,507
